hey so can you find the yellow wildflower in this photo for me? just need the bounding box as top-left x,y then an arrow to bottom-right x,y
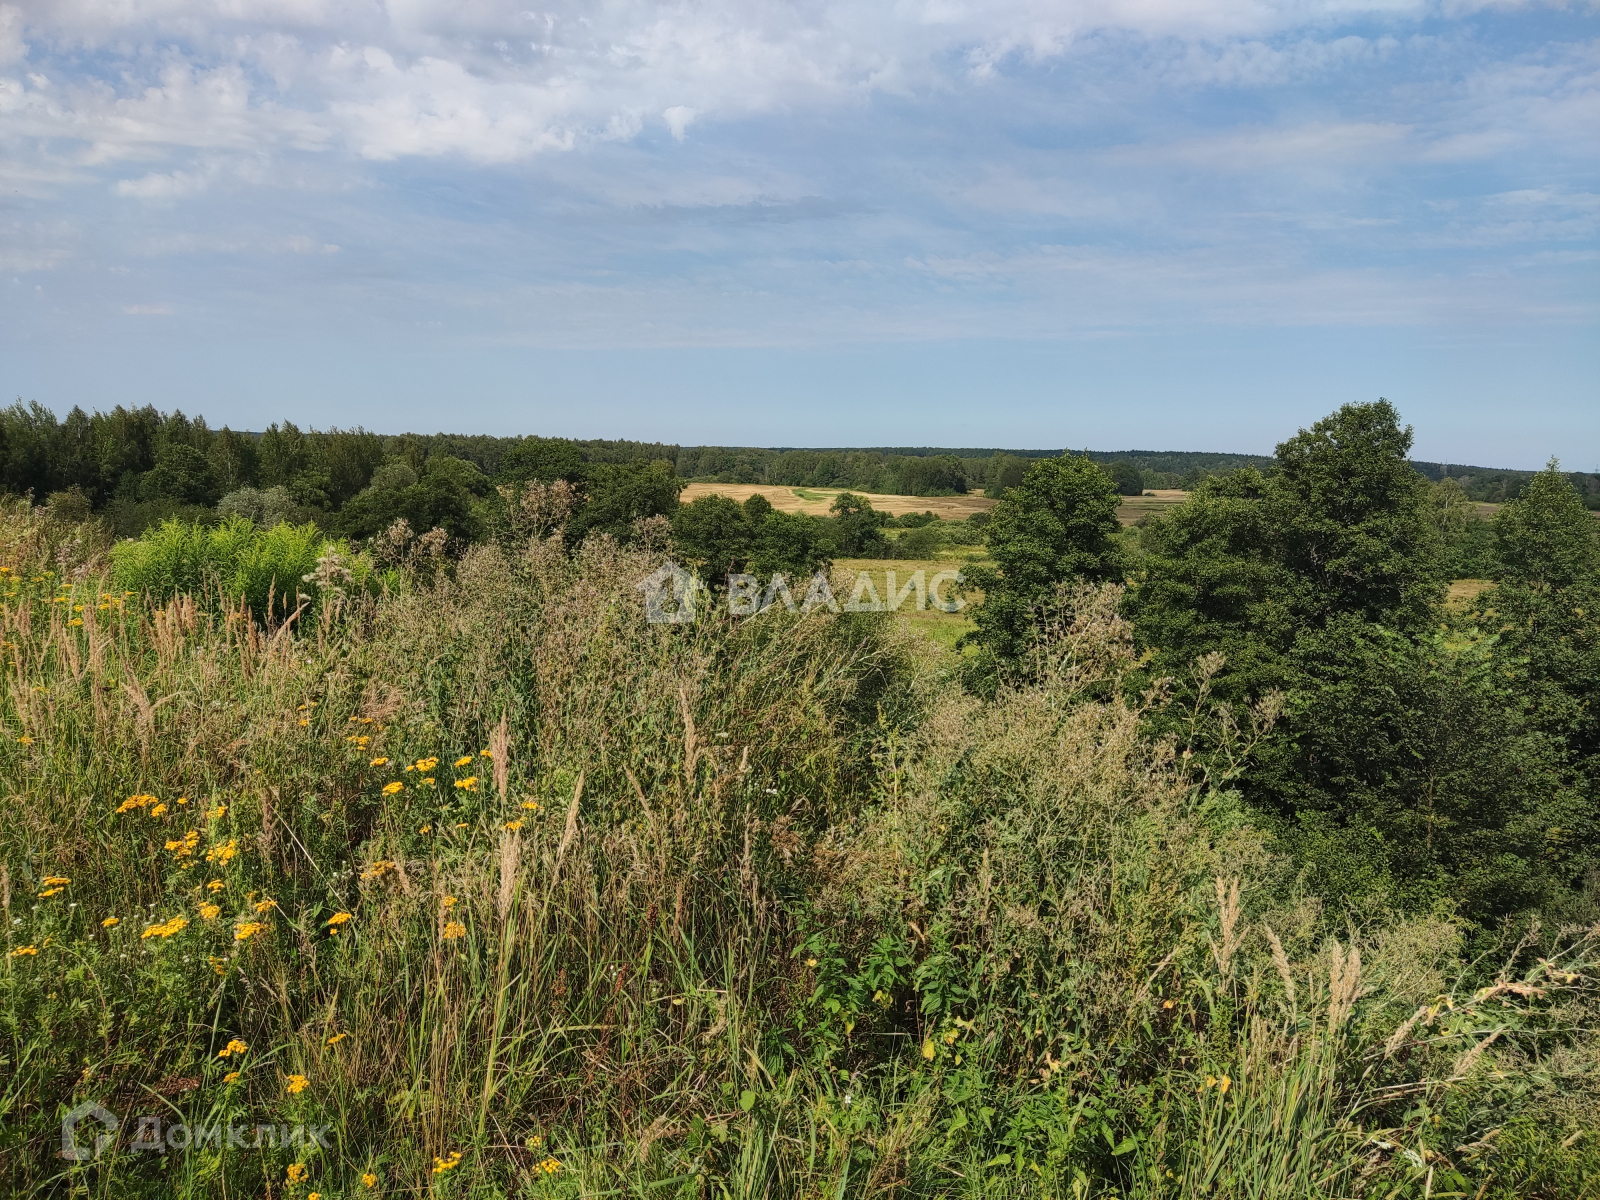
504,819 -> 524,831
204,839 -> 239,865
422,777 -> 435,785
209,956 -> 227,976
117,794 -> 157,814
480,748 -> 493,759
382,781 -> 403,795
327,911 -> 352,932
285,1074 -> 309,1095
442,921 -> 466,940
102,917 -> 119,928
310,1194 -> 321,1200
223,1071 -> 240,1083
921,1039 -> 935,1060
149,803 -> 167,817
37,887 -> 62,898
298,719 -> 308,727
217,1039 -> 248,1058
199,903 -> 221,920
370,757 -> 389,767
165,830 -> 200,857
206,879 -> 224,892
442,895 -> 457,908
1218,1075 -> 1231,1095
419,824 -> 432,834
286,1162 -> 308,1182
326,1032 -> 347,1046
454,776 -> 477,791
359,860 -> 396,881
432,1150 -> 463,1175
521,800 -> 540,811
234,922 -> 266,941
10,945 -> 38,957
362,1172 -> 378,1187
538,1157 -> 562,1175
68,617 -> 83,626
453,755 -> 474,768
414,756 -> 439,772
207,804 -> 227,820
141,916 -> 188,940
254,898 -> 277,914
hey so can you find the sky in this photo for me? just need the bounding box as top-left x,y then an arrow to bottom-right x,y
1,0 -> 1595,468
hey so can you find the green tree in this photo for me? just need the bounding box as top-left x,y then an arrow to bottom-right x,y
964,454 -> 1123,677
566,460 -> 683,545
751,510 -> 831,579
672,494 -> 753,583
140,444 -> 221,506
495,436 -> 586,484
1105,460 -> 1144,496
828,492 -> 889,557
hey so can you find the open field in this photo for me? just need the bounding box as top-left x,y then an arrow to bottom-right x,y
831,557 -> 981,651
681,483 -> 1191,525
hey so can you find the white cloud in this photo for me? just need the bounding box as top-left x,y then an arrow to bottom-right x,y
123,303 -> 172,314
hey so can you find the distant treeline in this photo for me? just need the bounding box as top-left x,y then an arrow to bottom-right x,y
2,401 -> 1595,542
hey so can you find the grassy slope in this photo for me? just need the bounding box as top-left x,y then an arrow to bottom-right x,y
3,504 -> 1598,1199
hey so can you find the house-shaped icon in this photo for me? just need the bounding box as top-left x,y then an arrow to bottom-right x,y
637,560 -> 699,624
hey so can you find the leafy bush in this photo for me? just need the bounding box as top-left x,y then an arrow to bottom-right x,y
109,516 -> 371,619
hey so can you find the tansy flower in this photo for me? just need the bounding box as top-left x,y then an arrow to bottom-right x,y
234,921 -> 266,941
298,719 -> 308,727
149,803 -> 167,817
285,1074 -> 309,1095
504,820 -> 523,831
431,1151 -> 463,1175
207,804 -> 227,820
414,757 -> 439,772
382,782 -> 403,795
538,1158 -> 562,1175
217,1039 -> 248,1058
309,1193 -> 321,1200
362,1172 -> 378,1187
442,895 -> 458,908
9,945 -> 38,957
326,1032 -> 346,1046
117,794 -> 157,814
442,921 -> 466,940
419,824 -> 432,834
327,912 -> 352,932
206,879 -> 224,892
254,898 -> 277,913
17,736 -> 33,745
102,917 -> 119,928
359,861 -> 396,881
286,1163 -> 308,1182
454,776 -> 477,791
370,757 -> 389,767
37,887 -> 62,898
199,903 -> 221,920
142,916 -> 188,939
454,755 -> 474,768
422,777 -> 435,786
204,839 -> 239,865
223,1071 -> 240,1083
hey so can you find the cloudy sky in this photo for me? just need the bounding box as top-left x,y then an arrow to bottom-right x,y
1,0 -> 1595,464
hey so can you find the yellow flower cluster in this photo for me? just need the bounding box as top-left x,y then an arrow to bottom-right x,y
205,839 -> 239,865
362,1171 -> 379,1187
199,903 -> 221,921
347,734 -> 371,749
142,916 -> 188,940
453,755 -> 474,768
370,756 -> 389,767
42,875 -> 70,887
116,793 -> 160,814
431,1150 -> 463,1175
1201,1074 -> 1232,1095
207,804 -> 228,820
285,1074 -> 309,1095
536,1157 -> 562,1175
504,819 -> 524,831
326,1032 -> 347,1046
286,1163 -> 308,1182
254,897 -> 278,913
442,920 -> 467,940
454,776 -> 478,791
327,911 -> 352,933
359,860 -> 396,881
407,756 -> 439,773
164,829 -> 200,857
102,917 -> 120,928
234,921 -> 266,942
382,781 -> 404,795
9,945 -> 38,958
217,1038 -> 248,1058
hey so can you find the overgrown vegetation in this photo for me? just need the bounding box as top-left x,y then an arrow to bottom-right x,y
2,398 -> 1598,1198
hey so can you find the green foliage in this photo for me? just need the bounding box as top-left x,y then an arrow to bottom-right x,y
671,492 -> 753,580
827,491 -> 890,556
566,459 -> 683,545
109,517 -> 368,619
1105,458 -> 1145,496
963,453 -> 1123,679
140,444 -> 222,506
494,435 -> 587,484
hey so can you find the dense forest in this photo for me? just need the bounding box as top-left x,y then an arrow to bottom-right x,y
5,401 -> 1591,544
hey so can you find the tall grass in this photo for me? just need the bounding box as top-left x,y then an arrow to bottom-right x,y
2,504 -> 1596,1198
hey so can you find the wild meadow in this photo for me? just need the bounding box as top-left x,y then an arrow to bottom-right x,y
3,481 -> 1596,1199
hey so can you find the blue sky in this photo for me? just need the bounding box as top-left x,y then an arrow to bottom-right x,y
1,0 -> 1595,468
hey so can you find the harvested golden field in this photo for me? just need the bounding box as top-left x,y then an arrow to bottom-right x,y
680,482 -> 1191,525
